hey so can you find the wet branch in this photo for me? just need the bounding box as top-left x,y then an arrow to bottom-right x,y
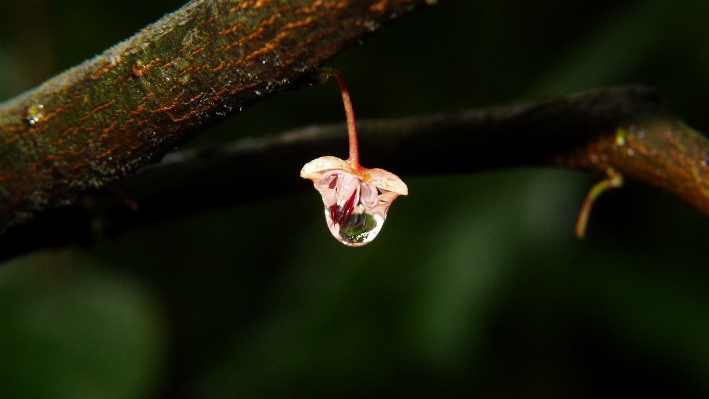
3,85 -> 709,262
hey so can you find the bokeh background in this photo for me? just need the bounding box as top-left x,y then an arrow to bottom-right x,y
2,0 -> 709,397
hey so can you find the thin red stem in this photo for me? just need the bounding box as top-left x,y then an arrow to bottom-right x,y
574,168 -> 623,238
332,71 -> 361,170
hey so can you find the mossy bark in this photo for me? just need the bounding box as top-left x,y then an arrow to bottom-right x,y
0,0 -> 429,232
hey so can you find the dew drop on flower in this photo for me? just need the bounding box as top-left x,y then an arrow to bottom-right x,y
323,189 -> 387,246
301,156 -> 406,247
335,210 -> 382,245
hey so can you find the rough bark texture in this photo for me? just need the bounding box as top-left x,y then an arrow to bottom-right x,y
4,86 -> 709,262
0,0 -> 430,233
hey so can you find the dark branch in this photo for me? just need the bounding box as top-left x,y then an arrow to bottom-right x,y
4,85 -> 709,262
0,0 -> 431,232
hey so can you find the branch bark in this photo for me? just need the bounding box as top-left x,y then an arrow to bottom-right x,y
0,0 -> 431,232
4,85 -> 709,262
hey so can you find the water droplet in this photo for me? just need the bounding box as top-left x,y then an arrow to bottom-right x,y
24,104 -> 44,125
324,203 -> 385,247
363,20 -> 380,32
615,127 -> 627,146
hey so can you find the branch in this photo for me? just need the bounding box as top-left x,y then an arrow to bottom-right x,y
3,86 -> 709,262
0,0 -> 431,232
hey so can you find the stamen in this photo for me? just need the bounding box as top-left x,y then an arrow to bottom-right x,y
327,175 -> 338,189
338,189 -> 358,224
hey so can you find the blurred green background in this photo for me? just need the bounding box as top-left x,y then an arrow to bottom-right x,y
3,0 -> 709,397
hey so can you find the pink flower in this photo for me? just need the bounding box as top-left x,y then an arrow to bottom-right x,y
301,156 -> 408,246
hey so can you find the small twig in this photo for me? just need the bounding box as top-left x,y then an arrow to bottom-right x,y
575,168 -> 624,239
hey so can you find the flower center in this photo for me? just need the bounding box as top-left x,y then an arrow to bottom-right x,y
330,187 -> 358,226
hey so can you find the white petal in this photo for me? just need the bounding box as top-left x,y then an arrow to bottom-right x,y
300,156 -> 351,180
359,183 -> 378,208
336,173 -> 360,206
364,168 -> 408,195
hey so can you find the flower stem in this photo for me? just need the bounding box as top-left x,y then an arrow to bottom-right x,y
334,71 -> 361,169
318,68 -> 361,170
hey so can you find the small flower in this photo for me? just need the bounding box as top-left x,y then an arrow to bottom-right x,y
301,68 -> 408,247
301,156 -> 407,246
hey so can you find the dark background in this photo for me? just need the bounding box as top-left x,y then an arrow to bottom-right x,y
2,0 -> 709,397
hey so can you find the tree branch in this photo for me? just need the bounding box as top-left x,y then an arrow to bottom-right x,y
3,85 -> 709,262
0,0 -> 431,232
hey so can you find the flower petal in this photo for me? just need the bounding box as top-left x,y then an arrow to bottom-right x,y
359,182 -> 378,208
363,168 -> 408,195
300,156 -> 351,180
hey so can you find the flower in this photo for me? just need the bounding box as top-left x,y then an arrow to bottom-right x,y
301,68 -> 407,246
301,156 -> 407,246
